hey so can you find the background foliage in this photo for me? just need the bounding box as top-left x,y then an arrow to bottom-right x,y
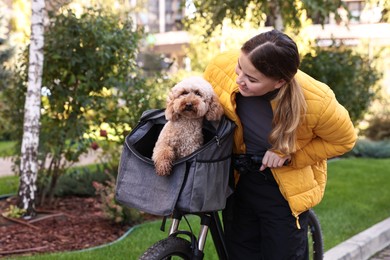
300,46 -> 382,125
1,6 -> 165,204
186,0 -> 346,36
0,0 -> 14,141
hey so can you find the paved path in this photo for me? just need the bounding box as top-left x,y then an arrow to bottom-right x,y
0,150 -> 101,177
370,244 -> 390,259
0,156 -> 14,177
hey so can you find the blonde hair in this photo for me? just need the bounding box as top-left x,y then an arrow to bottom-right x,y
269,78 -> 306,154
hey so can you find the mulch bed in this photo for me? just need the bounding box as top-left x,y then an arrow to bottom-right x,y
0,196 -> 136,258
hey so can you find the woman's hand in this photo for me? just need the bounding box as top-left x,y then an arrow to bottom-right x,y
260,150 -> 291,171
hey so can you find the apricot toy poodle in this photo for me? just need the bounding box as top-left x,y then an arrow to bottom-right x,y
152,76 -> 224,176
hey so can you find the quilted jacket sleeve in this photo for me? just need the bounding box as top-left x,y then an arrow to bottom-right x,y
291,72 -> 357,168
203,50 -> 239,118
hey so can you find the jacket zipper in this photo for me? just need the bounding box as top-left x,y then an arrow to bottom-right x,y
293,212 -> 301,229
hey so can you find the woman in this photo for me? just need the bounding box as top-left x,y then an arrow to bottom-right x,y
203,29 -> 357,259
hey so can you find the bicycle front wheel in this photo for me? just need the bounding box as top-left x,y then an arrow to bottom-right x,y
139,237 -> 193,260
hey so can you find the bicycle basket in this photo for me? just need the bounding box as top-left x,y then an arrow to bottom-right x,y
115,109 -> 235,216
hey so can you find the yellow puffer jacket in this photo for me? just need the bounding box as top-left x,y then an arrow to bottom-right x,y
204,50 -> 357,225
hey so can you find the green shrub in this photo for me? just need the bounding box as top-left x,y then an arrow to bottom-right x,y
2,204 -> 26,218
345,139 -> 390,158
93,173 -> 142,225
54,165 -> 109,197
0,0 -> 13,92
361,91 -> 390,141
363,116 -> 390,141
0,3 -> 15,141
300,46 -> 382,125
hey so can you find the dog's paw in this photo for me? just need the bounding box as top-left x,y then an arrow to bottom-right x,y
153,141 -> 175,176
154,160 -> 172,176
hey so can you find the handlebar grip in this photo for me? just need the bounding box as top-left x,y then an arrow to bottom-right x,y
251,155 -> 290,166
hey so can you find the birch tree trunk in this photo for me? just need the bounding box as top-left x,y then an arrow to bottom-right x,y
268,1 -> 284,31
17,0 -> 45,219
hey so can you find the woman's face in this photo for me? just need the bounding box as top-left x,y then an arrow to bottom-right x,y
235,52 -> 285,97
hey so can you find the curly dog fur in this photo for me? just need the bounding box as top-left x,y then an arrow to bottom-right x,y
152,76 -> 224,176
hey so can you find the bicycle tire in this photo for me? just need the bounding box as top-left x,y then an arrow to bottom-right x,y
139,237 -> 193,260
308,209 -> 324,260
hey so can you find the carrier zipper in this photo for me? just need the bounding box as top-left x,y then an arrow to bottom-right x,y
174,117 -> 235,164
215,136 -> 221,146
175,133 -> 230,164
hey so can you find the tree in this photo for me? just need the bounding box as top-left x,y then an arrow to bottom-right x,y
4,5 -> 166,206
17,0 -> 45,218
364,0 -> 390,23
185,0 -> 346,34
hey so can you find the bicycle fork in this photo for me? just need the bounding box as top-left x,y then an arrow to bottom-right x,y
167,211 -> 228,260
167,211 -> 208,259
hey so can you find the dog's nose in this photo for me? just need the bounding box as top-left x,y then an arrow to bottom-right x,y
185,103 -> 193,111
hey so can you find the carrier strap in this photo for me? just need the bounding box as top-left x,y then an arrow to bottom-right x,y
160,216 -> 167,232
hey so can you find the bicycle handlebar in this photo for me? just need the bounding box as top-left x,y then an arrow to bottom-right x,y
232,153 -> 289,173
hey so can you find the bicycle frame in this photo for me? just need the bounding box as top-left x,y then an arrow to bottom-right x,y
167,210 -> 229,260
139,156 -> 324,260
162,208 -> 323,260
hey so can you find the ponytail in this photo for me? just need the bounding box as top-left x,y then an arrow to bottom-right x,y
269,78 -> 306,155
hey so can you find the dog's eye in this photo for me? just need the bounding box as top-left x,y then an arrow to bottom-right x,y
181,91 -> 189,96
194,91 -> 202,97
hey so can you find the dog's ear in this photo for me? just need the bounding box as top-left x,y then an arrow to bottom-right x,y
205,94 -> 224,121
165,92 -> 180,121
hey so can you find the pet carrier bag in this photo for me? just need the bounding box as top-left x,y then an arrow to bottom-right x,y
115,109 -> 235,216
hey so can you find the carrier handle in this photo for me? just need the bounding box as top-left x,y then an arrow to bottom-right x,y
139,109 -> 166,122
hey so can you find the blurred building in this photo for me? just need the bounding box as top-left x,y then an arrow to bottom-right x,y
138,0 -> 389,61
134,0 -> 183,33
137,0 -> 389,92
132,0 -> 189,72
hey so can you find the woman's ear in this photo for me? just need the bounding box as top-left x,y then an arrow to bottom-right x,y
274,79 -> 286,90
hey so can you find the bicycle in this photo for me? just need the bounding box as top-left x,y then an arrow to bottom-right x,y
139,208 -> 323,260
139,153 -> 324,260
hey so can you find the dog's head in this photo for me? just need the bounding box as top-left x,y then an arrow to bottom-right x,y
165,76 -> 224,122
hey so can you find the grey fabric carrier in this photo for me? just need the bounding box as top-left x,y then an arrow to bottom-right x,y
115,109 -> 235,216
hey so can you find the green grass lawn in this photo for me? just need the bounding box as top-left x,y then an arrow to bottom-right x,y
0,141 -> 17,157
0,175 -> 19,195
315,158 -> 390,249
2,158 -> 390,259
